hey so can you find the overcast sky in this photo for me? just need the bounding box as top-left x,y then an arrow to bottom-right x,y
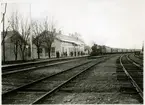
2,0 -> 145,49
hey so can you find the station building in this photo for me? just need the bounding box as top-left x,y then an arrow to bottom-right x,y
32,32 -> 86,58
1,31 -> 87,61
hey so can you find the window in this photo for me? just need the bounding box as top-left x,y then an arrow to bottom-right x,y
51,47 -> 55,53
45,47 -> 55,53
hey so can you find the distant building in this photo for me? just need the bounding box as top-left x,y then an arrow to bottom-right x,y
84,45 -> 91,55
1,31 -> 30,61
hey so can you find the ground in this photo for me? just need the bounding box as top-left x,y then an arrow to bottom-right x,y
41,55 -> 141,104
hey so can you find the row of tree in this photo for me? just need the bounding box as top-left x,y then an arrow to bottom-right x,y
1,3 -> 57,62
32,18 -> 56,59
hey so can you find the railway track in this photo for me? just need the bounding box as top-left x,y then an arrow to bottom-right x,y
2,56 -> 90,75
2,56 -> 104,94
134,54 -> 143,60
119,54 -> 143,101
2,56 -> 110,104
133,54 -> 143,65
127,54 -> 143,70
2,59 -> 80,75
2,58 -> 93,94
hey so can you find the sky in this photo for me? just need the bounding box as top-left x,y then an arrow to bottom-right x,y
1,0 -> 145,49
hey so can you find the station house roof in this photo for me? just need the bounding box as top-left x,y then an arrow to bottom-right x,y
56,34 -> 85,46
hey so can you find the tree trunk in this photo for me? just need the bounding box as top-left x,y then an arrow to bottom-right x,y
21,48 -> 25,61
37,51 -> 40,59
48,48 -> 51,58
37,47 -> 40,59
22,53 -> 25,61
15,54 -> 17,60
14,50 -> 18,61
15,43 -> 18,61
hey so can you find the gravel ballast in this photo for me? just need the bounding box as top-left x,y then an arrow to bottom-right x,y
39,55 -> 141,104
2,58 -> 91,94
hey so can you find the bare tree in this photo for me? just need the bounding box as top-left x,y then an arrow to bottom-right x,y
32,20 -> 44,59
42,18 -> 56,58
9,11 -> 20,60
10,31 -> 21,60
19,18 -> 30,60
1,3 -> 7,62
9,12 -> 30,61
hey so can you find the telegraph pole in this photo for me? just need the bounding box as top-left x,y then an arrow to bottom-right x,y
2,13 -> 5,62
29,4 -> 33,60
2,3 -> 7,62
142,41 -> 144,53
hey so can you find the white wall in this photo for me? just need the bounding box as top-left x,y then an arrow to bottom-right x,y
32,39 -> 86,58
51,39 -> 62,56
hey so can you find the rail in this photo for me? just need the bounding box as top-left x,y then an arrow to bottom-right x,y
119,55 -> 143,99
126,54 -> 142,69
2,55 -> 89,70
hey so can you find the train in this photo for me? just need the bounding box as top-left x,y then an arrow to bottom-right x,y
90,44 -> 141,56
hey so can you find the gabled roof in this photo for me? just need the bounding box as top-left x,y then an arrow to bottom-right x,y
33,30 -> 85,46
1,31 -> 13,41
1,31 -> 27,44
56,34 -> 85,45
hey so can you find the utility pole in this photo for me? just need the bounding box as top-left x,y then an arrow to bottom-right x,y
29,4 -> 33,60
142,41 -> 144,53
2,13 -> 5,62
2,3 -> 7,62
